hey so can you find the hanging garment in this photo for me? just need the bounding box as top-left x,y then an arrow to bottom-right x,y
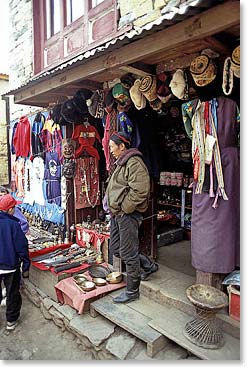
10,122 -> 18,155
31,113 -> 45,157
72,123 -> 101,160
182,96 -> 240,273
23,158 -> 34,205
13,116 -> 31,157
74,157 -> 100,209
44,152 -> 61,206
102,109 -> 117,174
32,156 -> 45,206
39,118 -> 63,161
13,157 -> 25,198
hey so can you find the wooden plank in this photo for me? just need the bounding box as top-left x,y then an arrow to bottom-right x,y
14,1 -> 239,105
148,308 -> 240,360
90,294 -> 166,357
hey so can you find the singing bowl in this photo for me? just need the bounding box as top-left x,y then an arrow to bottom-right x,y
80,281 -> 96,291
106,272 -> 123,284
73,274 -> 88,285
92,277 -> 107,286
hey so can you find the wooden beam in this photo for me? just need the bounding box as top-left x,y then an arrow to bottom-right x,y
14,1 -> 239,104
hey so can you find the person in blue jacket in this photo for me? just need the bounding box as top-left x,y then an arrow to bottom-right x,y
0,194 -> 30,331
0,186 -> 29,234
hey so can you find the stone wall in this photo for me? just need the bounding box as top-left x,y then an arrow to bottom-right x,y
9,0 -> 33,91
0,77 -> 10,184
118,0 -> 168,28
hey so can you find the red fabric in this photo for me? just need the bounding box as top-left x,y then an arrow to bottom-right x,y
13,116 -> 31,157
29,243 -> 71,259
55,271 -> 126,314
76,227 -> 110,249
72,124 -> 101,160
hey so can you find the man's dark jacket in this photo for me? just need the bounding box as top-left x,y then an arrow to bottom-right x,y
0,212 -> 30,272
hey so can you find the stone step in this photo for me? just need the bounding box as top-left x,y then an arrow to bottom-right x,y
90,291 -> 167,358
139,264 -> 240,339
148,306 -> 240,360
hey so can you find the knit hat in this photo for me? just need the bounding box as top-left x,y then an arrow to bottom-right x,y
139,75 -> 157,102
190,55 -> 217,87
231,45 -> 240,78
86,90 -> 105,118
112,83 -> 131,107
0,194 -> 17,211
169,69 -> 187,100
129,79 -> 146,110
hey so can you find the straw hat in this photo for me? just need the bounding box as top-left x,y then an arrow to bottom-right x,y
169,69 -> 187,100
129,79 -> 146,110
139,75 -> 157,102
190,55 -> 217,87
231,45 -> 240,78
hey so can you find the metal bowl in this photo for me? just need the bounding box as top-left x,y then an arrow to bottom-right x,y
92,277 -> 107,286
73,274 -> 88,286
80,281 -> 96,292
106,272 -> 123,284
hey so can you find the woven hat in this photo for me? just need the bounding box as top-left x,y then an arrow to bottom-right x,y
112,83 -> 131,107
129,79 -> 146,110
86,90 -> 105,119
190,55 -> 217,87
231,45 -> 240,78
0,194 -> 17,211
139,75 -> 157,102
169,69 -> 187,100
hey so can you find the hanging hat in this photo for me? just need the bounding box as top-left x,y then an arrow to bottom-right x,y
120,74 -> 135,89
73,89 -> 93,114
86,90 -> 105,119
129,79 -> 146,110
61,99 -> 86,124
190,55 -> 217,87
0,194 -> 17,211
169,69 -> 187,100
231,45 -> 240,78
51,103 -> 69,125
139,75 -> 157,102
112,83 -> 131,107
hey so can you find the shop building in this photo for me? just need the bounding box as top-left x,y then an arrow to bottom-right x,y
5,0 -> 240,359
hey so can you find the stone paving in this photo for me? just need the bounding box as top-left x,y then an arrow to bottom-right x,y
18,279 -> 198,360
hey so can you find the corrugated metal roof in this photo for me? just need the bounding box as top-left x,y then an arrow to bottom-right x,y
7,0 -> 220,95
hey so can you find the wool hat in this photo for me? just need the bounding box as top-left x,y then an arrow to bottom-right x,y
61,99 -> 86,124
129,79 -> 146,110
0,194 -> 17,211
73,89 -> 93,114
112,83 -> 131,107
86,90 -> 105,119
190,55 -> 217,87
231,45 -> 240,78
169,69 -> 187,100
139,75 -> 157,102
51,103 -> 69,125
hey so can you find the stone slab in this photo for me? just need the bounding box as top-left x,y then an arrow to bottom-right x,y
69,314 -> 115,347
148,306 -> 240,360
90,293 -> 166,357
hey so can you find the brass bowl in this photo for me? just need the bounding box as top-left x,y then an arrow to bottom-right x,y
73,274 -> 88,286
92,277 -> 107,286
80,281 -> 96,292
106,272 -> 123,284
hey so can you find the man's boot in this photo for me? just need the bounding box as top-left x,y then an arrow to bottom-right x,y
139,253 -> 159,281
113,277 -> 140,304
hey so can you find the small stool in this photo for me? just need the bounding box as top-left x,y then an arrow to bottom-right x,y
184,284 -> 228,349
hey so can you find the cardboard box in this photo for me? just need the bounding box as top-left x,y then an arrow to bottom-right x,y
227,285 -> 240,322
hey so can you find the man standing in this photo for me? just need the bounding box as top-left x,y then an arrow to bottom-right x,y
0,194 -> 30,330
106,132 -> 150,304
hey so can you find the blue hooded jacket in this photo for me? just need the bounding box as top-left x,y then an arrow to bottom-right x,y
0,212 -> 30,272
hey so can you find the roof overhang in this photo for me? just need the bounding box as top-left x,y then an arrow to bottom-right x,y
7,1 -> 240,107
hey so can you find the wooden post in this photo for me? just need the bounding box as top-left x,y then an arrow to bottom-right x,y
196,270 -> 225,291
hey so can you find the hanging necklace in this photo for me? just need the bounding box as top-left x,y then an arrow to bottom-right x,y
222,57 -> 233,96
82,166 -> 100,208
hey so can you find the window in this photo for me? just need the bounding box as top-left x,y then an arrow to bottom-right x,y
92,0 -> 104,8
66,0 -> 85,25
46,0 -> 61,39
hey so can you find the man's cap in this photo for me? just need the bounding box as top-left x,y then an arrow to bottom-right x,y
0,194 -> 17,211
